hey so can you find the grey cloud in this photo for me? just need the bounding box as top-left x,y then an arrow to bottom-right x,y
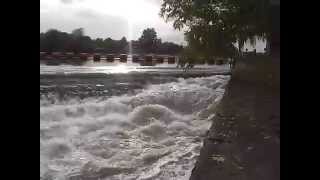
75,9 -> 100,19
40,9 -> 129,39
146,0 -> 163,6
41,0 -> 185,43
161,33 -> 185,45
60,0 -> 84,4
71,10 -> 129,39
61,0 -> 73,4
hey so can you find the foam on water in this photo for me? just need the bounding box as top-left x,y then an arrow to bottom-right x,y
40,75 -> 230,180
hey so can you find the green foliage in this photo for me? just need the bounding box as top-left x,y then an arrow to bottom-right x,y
138,28 -> 159,53
40,28 -> 183,55
160,0 -> 271,59
40,28 -> 94,53
71,28 -> 84,37
137,28 -> 183,54
157,42 -> 183,54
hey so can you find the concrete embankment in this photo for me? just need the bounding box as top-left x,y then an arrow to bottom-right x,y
190,55 -> 280,180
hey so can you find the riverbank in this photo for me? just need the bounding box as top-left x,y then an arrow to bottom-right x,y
190,55 -> 280,180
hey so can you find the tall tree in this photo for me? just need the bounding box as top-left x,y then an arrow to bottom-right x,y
138,28 -> 159,53
95,38 -> 104,48
118,37 -> 128,53
160,0 -> 271,58
71,28 -> 84,37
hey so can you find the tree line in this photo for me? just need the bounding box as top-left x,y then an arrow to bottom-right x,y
40,28 -> 183,55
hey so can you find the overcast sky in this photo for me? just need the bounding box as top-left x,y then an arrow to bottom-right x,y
40,0 -> 265,51
40,0 -> 186,45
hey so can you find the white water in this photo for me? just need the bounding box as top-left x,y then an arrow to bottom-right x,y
40,75 -> 230,180
40,63 -> 230,75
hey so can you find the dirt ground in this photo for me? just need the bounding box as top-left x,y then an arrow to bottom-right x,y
190,55 -> 280,180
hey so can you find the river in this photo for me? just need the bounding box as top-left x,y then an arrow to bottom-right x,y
40,60 -> 230,180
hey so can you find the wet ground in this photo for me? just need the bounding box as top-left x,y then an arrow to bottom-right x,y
190,56 -> 280,180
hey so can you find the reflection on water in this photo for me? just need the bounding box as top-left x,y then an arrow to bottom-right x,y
40,59 -> 230,75
106,64 -> 133,74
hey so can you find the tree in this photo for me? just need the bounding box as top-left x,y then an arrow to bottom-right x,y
40,28 -> 183,55
118,37 -> 128,53
71,28 -> 84,37
157,42 -> 183,54
70,28 -> 88,53
78,36 -> 94,53
44,29 -> 60,53
138,28 -> 159,53
41,29 -> 69,53
95,38 -> 104,48
103,38 -> 116,53
160,0 -> 271,58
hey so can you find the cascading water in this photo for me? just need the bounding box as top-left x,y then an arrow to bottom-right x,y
40,73 -> 230,180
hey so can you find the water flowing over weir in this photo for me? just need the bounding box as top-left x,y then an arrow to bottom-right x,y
40,68 -> 230,179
